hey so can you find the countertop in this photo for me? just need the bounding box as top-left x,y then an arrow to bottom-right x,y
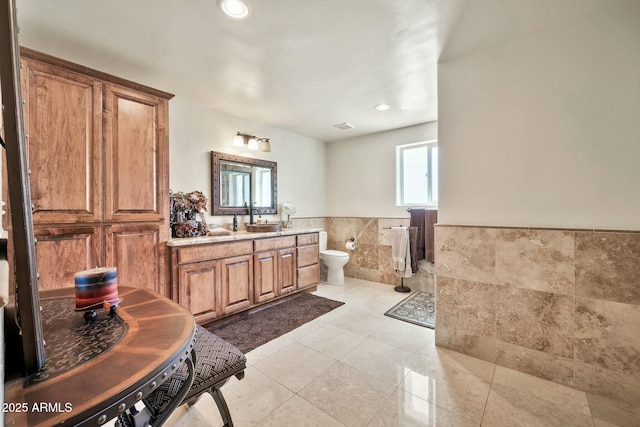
167,227 -> 323,247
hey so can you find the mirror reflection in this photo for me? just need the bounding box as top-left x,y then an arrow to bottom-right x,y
220,167 -> 251,207
211,151 -> 277,215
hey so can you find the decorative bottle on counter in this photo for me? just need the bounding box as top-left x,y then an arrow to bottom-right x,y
232,214 -> 238,231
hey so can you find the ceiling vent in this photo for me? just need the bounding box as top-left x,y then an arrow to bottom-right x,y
333,122 -> 354,130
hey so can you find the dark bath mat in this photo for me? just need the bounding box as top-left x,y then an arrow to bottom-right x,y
204,292 -> 344,353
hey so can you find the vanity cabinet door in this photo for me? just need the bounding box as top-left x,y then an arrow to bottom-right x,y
278,248 -> 297,295
178,260 -> 220,324
220,254 -> 253,315
254,251 -> 278,303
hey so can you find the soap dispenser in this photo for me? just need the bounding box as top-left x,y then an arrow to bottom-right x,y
232,214 -> 238,231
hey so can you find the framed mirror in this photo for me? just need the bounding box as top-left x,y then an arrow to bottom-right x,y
211,151 -> 277,215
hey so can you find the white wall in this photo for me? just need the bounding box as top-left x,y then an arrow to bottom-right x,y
326,122 -> 437,218
438,0 -> 640,230
169,96 -> 328,225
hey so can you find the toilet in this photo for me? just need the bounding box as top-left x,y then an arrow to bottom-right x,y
319,231 -> 350,285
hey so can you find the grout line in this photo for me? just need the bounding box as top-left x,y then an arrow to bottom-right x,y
479,361 -> 498,426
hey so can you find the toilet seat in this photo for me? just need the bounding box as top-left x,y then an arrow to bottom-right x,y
320,249 -> 348,258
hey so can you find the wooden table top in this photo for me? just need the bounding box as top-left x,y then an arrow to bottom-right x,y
4,286 -> 196,426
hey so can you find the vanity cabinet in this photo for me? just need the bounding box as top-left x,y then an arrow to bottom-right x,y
15,48 -> 173,296
169,231 -> 319,324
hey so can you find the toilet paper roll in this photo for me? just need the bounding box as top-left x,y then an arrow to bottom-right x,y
345,241 -> 357,251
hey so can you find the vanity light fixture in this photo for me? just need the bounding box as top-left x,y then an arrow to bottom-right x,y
232,131 -> 272,152
219,0 -> 250,19
375,103 -> 391,111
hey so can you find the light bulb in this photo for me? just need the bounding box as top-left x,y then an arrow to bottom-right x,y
247,137 -> 259,150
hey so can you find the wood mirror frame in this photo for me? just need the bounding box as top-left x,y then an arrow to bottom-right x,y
211,151 -> 278,215
1,0 -> 46,376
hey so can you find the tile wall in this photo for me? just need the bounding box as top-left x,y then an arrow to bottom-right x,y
434,225 -> 640,407
291,217 -> 435,292
324,217 -> 434,292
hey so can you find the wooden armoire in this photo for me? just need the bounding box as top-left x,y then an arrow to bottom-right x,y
14,47 -> 173,297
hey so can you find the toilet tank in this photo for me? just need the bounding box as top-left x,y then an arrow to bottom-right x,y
319,231 -> 327,251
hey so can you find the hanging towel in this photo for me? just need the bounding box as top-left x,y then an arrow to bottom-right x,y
408,226 -> 418,274
391,226 -> 413,278
409,208 -> 426,260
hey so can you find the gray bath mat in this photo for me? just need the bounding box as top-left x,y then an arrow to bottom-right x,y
384,290 -> 435,329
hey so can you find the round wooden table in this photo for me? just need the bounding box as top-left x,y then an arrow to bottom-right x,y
4,286 -> 196,426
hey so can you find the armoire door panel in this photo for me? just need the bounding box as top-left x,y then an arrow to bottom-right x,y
105,224 -> 164,294
104,84 -> 168,222
34,226 -> 103,291
21,59 -> 103,224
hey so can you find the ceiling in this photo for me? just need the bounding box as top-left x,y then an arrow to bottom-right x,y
14,0 -> 463,142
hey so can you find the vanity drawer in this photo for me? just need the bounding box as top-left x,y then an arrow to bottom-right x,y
254,236 -> 296,252
297,263 -> 320,289
297,245 -> 319,268
178,240 -> 253,264
297,233 -> 319,246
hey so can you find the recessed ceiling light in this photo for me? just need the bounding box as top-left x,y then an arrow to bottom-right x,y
375,103 -> 391,111
219,0 -> 250,19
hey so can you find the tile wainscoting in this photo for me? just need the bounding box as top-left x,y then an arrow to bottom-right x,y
434,224 -> 640,407
290,217 -> 435,292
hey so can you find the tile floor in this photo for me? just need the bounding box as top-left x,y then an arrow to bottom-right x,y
157,278 -> 639,427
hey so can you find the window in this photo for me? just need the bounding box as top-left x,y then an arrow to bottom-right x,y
396,141 -> 438,206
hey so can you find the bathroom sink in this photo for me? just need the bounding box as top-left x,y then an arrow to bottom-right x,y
246,223 -> 282,232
